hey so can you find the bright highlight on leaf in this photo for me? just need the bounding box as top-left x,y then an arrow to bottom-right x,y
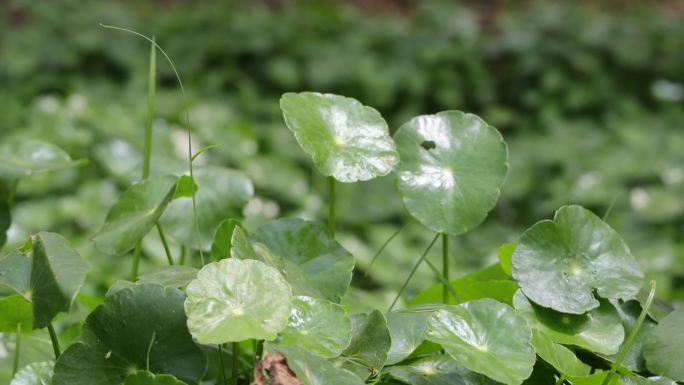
512,205 -> 643,314
387,355 -> 499,385
9,361 -> 53,385
92,175 -> 178,256
394,111 -> 508,235
426,299 -> 535,385
280,92 -> 399,182
185,258 -> 292,343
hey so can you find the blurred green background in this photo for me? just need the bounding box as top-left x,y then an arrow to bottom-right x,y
1,0 -> 684,377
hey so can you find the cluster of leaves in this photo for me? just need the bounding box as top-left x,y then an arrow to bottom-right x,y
2,89 -> 683,385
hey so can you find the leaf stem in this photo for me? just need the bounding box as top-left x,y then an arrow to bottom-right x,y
47,322 -> 61,359
442,233 -> 449,304
156,223 -> 174,265
131,244 -> 142,281
142,37 -> 156,180
388,233 -> 440,311
146,331 -> 156,371
601,280 -> 656,385
100,23 -> 205,266
328,176 -> 335,237
218,344 -> 227,385
232,342 -> 240,385
12,323 -> 21,377
179,246 -> 186,265
555,375 -> 566,385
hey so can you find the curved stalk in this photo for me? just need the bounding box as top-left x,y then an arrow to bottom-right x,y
156,223 -> 174,265
218,344 -> 227,385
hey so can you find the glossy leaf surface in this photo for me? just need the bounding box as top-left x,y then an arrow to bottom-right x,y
426,299 -> 535,385
513,290 -> 623,355
385,311 -> 430,365
92,175 -> 178,256
511,205 -> 643,314
52,284 -> 205,385
643,309 -> 684,381
185,258 -> 292,343
251,218 -> 354,302
340,310 -> 391,378
275,295 -> 351,358
386,355 -> 499,385
530,330 -> 589,376
280,92 -> 398,183
394,111 -> 508,235
210,218 -> 240,261
137,266 -> 198,289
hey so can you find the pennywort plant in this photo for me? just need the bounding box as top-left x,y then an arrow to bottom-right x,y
2,38 -> 684,385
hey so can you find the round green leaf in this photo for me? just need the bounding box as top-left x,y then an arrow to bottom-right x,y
275,295 -> 351,358
123,371 -> 187,385
621,376 -> 677,385
0,138 -> 86,179
386,355 -> 499,385
30,231 -> 89,328
10,361 -> 53,385
394,111 -> 508,235
426,299 -> 535,385
161,166 -> 253,250
185,258 -> 292,344
92,175 -> 178,256
0,250 -> 30,295
530,330 -> 589,376
279,92 -> 399,183
210,218 -> 240,261
643,309 -> 684,381
511,205 -> 643,314
385,311 -> 430,365
339,310 -> 391,378
513,290 -> 623,355
272,345 -> 365,385
53,284 -> 206,385
251,218 -> 354,302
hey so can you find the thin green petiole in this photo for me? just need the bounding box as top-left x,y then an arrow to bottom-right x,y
232,342 -> 240,385
442,233 -> 449,304
554,375 -> 566,385
218,344 -> 227,385
101,23 -> 205,266
388,233 -> 440,311
424,256 -> 462,303
601,280 -> 656,385
145,332 -> 156,371
12,323 -> 21,377
142,37 -> 156,180
156,223 -> 174,265
328,176 -> 335,237
366,225 -> 405,276
47,322 -> 61,359
131,244 -> 142,281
